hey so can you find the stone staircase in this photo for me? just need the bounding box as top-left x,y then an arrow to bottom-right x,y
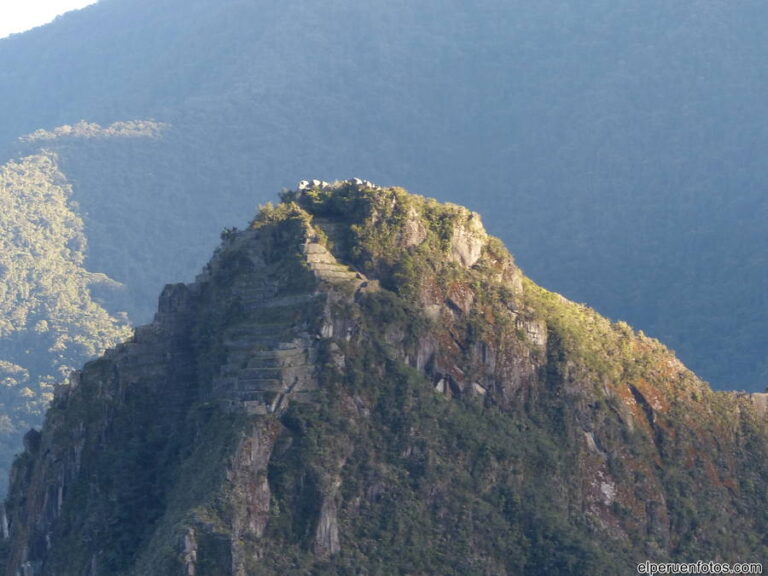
212,272 -> 319,415
211,233 -> 374,415
302,240 -> 363,286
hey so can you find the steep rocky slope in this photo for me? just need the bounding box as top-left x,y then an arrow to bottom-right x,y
1,182 -> 767,575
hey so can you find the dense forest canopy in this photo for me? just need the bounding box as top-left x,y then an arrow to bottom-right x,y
0,152 -> 129,484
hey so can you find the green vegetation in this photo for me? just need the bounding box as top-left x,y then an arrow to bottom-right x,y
0,152 -> 129,492
250,186 -> 768,571
258,321 -> 629,575
3,186 -> 768,575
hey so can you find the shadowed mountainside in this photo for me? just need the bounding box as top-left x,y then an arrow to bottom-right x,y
1,183 -> 766,575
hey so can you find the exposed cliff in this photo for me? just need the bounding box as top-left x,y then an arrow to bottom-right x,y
2,181 -> 767,575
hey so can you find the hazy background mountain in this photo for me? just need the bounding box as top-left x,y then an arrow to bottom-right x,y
0,0 -> 767,480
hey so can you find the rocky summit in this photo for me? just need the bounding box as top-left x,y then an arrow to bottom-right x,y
1,181 -> 767,575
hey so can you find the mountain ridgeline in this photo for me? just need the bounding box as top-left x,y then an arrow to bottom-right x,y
1,183 -> 766,575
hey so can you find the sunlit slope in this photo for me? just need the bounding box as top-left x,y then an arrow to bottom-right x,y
0,152 -> 129,488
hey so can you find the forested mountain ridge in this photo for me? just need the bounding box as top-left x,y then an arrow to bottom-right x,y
0,116 -> 273,494
7,119 -> 241,321
2,0 -> 767,395
1,183 -> 766,575
0,152 -> 129,489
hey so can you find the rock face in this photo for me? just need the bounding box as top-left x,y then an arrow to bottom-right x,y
1,181 -> 768,575
449,211 -> 486,268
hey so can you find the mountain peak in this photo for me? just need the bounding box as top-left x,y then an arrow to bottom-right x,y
263,178 -> 498,287
2,184 -> 768,575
